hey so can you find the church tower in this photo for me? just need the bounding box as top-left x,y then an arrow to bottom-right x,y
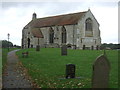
32,12 -> 37,20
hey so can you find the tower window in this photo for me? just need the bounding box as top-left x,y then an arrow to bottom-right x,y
85,18 -> 92,31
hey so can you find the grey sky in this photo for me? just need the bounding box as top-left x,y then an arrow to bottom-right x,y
2,1 -> 117,7
0,1 -> 119,45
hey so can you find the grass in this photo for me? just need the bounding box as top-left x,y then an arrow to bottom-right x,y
1,48 -> 20,78
2,48 -> 9,68
2,48 -> 19,69
1,48 -> 11,77
16,48 -> 118,88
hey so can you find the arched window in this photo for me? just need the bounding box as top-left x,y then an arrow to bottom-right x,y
49,27 -> 54,43
85,18 -> 92,31
62,26 -> 67,43
28,38 -> 30,48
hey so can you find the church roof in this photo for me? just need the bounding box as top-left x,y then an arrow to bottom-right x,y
24,11 -> 87,28
31,28 -> 44,38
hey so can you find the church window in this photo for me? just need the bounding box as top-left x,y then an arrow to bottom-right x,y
81,38 -> 82,43
49,27 -> 54,43
95,40 -> 96,44
62,26 -> 67,43
85,18 -> 93,31
98,29 -> 100,36
28,38 -> 30,48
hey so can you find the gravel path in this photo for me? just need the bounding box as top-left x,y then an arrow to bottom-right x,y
3,50 -> 33,88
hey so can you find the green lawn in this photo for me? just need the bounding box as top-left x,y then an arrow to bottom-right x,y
1,48 -> 11,78
2,48 -> 19,69
16,48 -> 118,88
2,48 -> 9,68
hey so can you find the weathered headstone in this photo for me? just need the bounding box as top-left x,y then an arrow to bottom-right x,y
61,45 -> 67,55
36,45 -> 40,51
91,46 -> 94,50
83,45 -> 85,50
22,52 -> 29,58
73,45 -> 76,49
96,45 -> 99,50
92,55 -> 110,88
66,64 -> 75,79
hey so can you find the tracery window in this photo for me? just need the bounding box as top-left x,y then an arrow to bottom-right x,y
85,18 -> 92,31
28,38 -> 30,48
62,26 -> 67,43
49,27 -> 54,43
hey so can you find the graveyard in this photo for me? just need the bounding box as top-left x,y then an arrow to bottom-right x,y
16,48 -> 118,88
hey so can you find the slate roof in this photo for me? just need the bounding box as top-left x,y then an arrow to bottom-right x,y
24,11 -> 87,29
31,28 -> 43,38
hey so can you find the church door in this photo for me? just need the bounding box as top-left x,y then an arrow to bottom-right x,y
28,38 -> 30,48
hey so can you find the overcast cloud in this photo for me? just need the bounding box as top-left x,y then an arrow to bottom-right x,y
0,0 -> 119,45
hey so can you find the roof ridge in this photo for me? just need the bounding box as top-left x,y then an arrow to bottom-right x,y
37,11 -> 87,20
24,10 -> 88,29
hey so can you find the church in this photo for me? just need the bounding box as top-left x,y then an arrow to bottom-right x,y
21,9 -> 101,49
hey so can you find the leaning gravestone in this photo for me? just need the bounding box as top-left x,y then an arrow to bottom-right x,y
66,64 -> 75,79
61,45 -> 67,55
92,54 -> 110,88
36,45 -> 40,51
91,46 -> 94,50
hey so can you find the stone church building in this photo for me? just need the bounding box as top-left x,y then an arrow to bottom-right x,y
22,9 -> 101,49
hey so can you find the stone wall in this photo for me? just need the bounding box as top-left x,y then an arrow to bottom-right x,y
40,25 -> 76,47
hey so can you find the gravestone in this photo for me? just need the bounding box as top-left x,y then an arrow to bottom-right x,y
36,45 -> 40,51
73,45 -> 76,49
22,52 -> 29,58
91,46 -> 94,50
96,45 -> 99,50
61,45 -> 67,55
83,45 -> 85,50
66,64 -> 75,79
92,55 -> 110,88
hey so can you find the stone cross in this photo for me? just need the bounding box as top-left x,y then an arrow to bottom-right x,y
61,45 -> 67,55
92,54 -> 110,88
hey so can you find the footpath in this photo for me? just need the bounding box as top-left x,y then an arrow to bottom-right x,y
3,50 -> 33,88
